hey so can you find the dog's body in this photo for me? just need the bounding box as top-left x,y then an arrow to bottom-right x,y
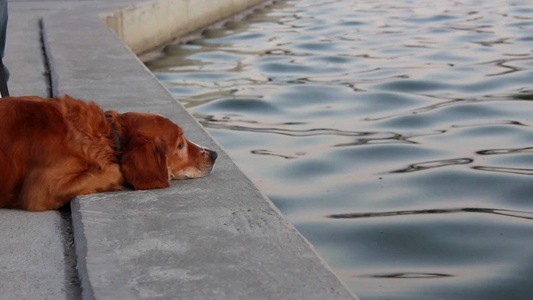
0,95 -> 217,211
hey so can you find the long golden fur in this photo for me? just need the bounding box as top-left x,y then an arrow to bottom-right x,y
0,95 -> 217,211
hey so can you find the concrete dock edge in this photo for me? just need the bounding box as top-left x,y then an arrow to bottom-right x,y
101,0 -> 269,55
5,1 -> 359,299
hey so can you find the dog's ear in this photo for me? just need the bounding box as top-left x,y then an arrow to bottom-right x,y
120,136 -> 170,190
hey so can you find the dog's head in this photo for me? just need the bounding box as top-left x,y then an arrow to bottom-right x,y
111,111 -> 217,190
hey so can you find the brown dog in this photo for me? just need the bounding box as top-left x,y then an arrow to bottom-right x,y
0,95 -> 217,211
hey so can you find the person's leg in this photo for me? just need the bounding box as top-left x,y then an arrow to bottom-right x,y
0,0 -> 8,81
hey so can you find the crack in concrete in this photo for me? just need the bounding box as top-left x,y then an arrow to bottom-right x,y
38,17 -> 57,98
39,17 -> 82,299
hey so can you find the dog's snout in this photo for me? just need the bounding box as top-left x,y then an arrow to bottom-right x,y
209,150 -> 218,162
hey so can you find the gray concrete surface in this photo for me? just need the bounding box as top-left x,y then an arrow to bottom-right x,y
5,7 -> 48,97
0,210 -> 73,300
2,1 -> 359,299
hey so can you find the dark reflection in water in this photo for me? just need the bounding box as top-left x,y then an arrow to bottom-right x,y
329,207 -> 533,221
473,165 -> 533,176
477,146 -> 533,156
146,0 -> 533,299
358,272 -> 453,279
390,157 -> 473,173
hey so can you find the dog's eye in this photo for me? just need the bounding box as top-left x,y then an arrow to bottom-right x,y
178,143 -> 185,150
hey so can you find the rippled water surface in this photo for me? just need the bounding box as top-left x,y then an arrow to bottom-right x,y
146,0 -> 533,299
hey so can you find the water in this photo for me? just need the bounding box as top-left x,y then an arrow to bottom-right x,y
146,0 -> 533,299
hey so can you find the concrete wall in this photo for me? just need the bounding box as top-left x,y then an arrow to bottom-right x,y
101,0 -> 267,54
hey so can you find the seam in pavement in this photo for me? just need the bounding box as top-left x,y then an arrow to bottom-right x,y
40,17 -> 82,299
71,199 -> 94,300
59,206 -> 83,299
39,17 -> 58,98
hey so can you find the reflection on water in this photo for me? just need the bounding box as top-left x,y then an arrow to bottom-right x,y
146,0 -> 533,299
329,207 -> 533,221
358,272 -> 453,279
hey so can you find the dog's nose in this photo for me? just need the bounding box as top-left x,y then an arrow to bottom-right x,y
209,150 -> 218,162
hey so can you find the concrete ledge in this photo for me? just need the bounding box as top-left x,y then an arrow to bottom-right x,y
42,6 -> 357,298
101,0 -> 268,54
